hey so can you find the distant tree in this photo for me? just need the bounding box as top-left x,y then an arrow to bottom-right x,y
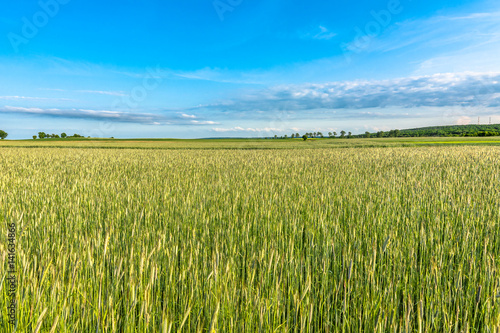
61,133 -> 67,138
302,135 -> 308,141
377,131 -> 384,138
317,132 -> 323,138
328,132 -> 333,138
365,131 -> 371,138
32,135 -> 37,140
394,129 -> 400,137
340,130 -> 346,138
284,134 -> 288,139
333,131 -> 337,137
291,134 -> 295,139
274,134 -> 277,139
38,132 -> 46,139
0,130 -> 7,139
348,131 -> 352,138
295,133 -> 300,138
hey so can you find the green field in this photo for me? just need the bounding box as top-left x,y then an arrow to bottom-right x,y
1,136 -> 500,150
1,143 -> 500,331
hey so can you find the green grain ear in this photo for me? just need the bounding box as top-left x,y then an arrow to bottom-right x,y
1,146 -> 499,331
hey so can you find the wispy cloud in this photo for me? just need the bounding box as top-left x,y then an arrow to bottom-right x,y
38,88 -> 66,92
343,11 -> 500,55
0,96 -> 73,101
147,10 -> 500,88
445,12 -> 500,21
299,25 -> 337,40
191,120 -> 219,125
213,127 -> 287,133
38,88 -> 127,96
0,106 -> 169,124
180,114 -> 220,124
173,67 -> 267,85
77,90 -> 127,97
0,105 -> 221,126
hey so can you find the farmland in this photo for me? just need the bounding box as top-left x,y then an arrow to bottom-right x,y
1,144 -> 500,331
1,136 -> 500,149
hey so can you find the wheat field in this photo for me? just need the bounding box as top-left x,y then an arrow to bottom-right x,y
1,146 -> 500,332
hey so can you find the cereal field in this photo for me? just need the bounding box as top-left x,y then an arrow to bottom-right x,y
1,146 -> 499,332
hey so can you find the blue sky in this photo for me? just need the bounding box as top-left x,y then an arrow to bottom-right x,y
1,0 -> 500,138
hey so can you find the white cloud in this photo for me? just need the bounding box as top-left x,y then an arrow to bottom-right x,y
213,127 -> 286,133
0,106 -> 169,124
173,67 -> 266,85
315,26 -> 337,40
0,96 -> 72,101
299,25 -> 337,41
77,90 -> 127,97
38,88 -> 65,92
197,72 -> 500,112
191,120 -> 218,125
346,11 -> 500,55
0,105 -> 223,126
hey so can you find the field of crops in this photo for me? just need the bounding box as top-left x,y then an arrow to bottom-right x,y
1,136 -> 500,150
1,146 -> 500,331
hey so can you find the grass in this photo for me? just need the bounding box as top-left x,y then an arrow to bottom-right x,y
1,146 -> 500,331
1,136 -> 500,150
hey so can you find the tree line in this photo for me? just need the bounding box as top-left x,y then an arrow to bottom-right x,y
271,131 -> 357,139
270,124 -> 500,139
352,124 -> 500,138
2,124 -> 498,141
33,132 -> 84,139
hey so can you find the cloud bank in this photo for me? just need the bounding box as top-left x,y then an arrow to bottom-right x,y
0,106 -> 167,124
197,72 -> 500,112
0,106 -> 218,125
3,72 -> 499,126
